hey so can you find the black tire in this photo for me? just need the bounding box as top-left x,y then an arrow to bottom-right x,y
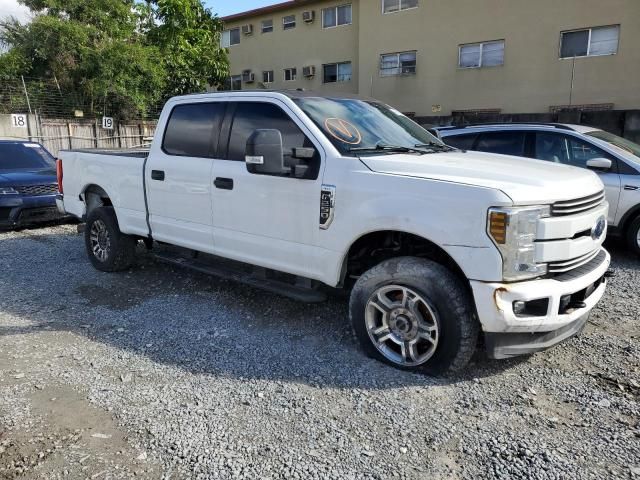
625,215 -> 640,256
84,207 -> 136,272
349,257 -> 479,376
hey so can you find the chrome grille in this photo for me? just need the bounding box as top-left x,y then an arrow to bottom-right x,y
551,190 -> 605,216
548,249 -> 601,274
16,184 -> 58,196
552,249 -> 607,282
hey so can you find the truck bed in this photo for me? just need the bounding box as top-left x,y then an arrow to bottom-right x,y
59,149 -> 149,237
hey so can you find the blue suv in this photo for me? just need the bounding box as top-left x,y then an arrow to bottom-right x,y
0,140 -> 66,228
437,124 -> 640,255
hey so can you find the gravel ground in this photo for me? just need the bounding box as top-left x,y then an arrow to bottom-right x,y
0,224 -> 638,479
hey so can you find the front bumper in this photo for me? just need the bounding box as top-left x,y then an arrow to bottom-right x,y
471,248 -> 610,356
0,193 -> 67,227
485,313 -> 590,359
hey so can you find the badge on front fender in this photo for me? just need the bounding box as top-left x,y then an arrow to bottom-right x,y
319,185 -> 336,230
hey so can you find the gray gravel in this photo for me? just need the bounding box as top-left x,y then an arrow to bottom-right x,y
0,224 -> 638,479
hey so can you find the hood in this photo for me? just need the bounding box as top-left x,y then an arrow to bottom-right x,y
360,150 -> 604,205
0,168 -> 57,187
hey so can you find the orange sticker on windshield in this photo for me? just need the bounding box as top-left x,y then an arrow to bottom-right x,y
324,118 -> 362,145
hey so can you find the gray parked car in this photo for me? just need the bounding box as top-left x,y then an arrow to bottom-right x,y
437,123 -> 640,255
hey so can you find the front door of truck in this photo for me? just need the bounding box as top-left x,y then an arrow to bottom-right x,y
145,101 -> 225,252
211,99 -> 326,280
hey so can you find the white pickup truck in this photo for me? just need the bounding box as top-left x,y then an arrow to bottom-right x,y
56,90 -> 612,374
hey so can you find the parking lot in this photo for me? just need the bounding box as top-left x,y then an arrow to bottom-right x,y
0,224 -> 638,479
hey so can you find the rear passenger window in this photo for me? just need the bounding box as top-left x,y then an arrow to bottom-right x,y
443,134 -> 477,150
162,103 -> 225,157
475,132 -> 526,156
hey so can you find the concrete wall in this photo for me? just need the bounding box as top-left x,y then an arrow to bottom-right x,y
224,0 -> 640,116
358,0 -> 640,115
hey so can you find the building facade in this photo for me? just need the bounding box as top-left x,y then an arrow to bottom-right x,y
221,0 -> 640,116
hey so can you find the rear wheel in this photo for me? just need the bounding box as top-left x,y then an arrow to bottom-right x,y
349,257 -> 479,375
84,207 -> 136,272
626,215 -> 640,256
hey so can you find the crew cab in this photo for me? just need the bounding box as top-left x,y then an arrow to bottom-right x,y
56,91 -> 612,374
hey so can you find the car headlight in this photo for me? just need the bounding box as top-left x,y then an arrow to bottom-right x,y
0,187 -> 18,195
488,206 -> 550,281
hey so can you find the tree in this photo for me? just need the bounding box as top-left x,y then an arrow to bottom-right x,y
149,0 -> 229,95
0,0 -> 229,118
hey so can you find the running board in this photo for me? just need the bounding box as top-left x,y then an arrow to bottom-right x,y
153,250 -> 327,303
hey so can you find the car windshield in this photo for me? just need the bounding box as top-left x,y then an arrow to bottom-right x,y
0,142 -> 55,171
586,130 -> 640,160
294,97 -> 450,156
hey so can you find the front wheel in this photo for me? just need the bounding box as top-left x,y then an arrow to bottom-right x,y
626,215 -> 640,256
84,207 -> 137,272
349,257 -> 479,375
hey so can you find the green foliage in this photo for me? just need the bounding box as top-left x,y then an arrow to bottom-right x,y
151,0 -> 229,95
0,0 -> 229,118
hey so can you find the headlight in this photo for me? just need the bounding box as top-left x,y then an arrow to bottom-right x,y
488,206 -> 550,281
0,187 -> 18,195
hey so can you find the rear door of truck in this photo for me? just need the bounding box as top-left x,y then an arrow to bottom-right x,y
145,100 -> 225,252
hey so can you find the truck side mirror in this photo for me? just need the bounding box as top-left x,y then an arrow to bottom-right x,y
586,158 -> 612,171
245,129 -> 288,175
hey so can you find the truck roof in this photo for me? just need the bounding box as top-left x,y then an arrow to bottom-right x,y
169,89 -> 372,102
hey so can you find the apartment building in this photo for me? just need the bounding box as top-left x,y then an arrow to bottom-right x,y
221,0 -> 640,116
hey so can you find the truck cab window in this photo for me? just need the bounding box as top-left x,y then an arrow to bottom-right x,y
226,102 -> 320,179
162,103 -> 225,157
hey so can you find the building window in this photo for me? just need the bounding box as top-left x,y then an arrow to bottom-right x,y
382,0 -> 418,14
261,19 -> 273,33
230,75 -> 242,90
284,68 -> 297,81
263,70 -> 274,83
459,40 -> 504,68
322,4 -> 352,28
380,51 -> 416,76
221,28 -> 240,48
221,29 -> 240,48
283,15 -> 296,30
560,25 -> 619,58
323,62 -> 352,83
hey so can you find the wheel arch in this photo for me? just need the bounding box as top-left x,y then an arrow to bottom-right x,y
339,229 -> 470,290
618,203 -> 640,235
81,184 -> 113,218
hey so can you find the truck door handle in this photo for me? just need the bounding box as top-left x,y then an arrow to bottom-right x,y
151,170 -> 165,181
214,177 -> 234,190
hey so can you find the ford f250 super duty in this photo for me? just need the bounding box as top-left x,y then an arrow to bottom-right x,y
56,90 -> 612,374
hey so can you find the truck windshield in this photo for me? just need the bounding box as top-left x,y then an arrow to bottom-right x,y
585,130 -> 640,160
0,142 -> 55,171
294,97 -> 451,157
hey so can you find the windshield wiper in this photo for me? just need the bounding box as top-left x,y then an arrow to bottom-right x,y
415,142 -> 456,152
349,143 -> 429,155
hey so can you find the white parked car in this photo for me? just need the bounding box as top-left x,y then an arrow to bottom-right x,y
56,91 -> 611,374
437,123 -> 640,255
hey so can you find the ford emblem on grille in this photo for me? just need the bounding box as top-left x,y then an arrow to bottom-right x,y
591,216 -> 606,240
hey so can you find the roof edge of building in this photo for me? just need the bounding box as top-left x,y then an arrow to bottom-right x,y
221,0 -> 324,23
